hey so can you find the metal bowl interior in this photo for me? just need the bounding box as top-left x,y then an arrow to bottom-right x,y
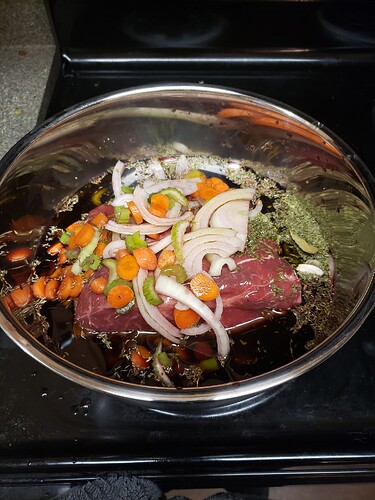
1,83 -> 375,404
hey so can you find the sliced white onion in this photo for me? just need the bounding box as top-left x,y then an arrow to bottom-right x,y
102,239 -> 127,259
182,233 -> 243,258
183,227 -> 237,243
142,178 -> 200,196
111,193 -> 134,207
296,263 -> 324,276
192,188 -> 255,231
105,220 -> 171,235
112,160 -> 126,198
208,256 -> 237,277
155,274 -> 230,360
175,301 -> 189,311
181,292 -> 223,336
149,159 -> 167,179
183,240 -> 242,278
133,186 -> 193,226
210,199 -> 250,251
133,269 -> 182,343
149,234 -> 172,254
167,202 -> 182,218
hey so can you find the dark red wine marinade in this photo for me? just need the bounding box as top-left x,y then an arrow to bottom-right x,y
6,169 -> 318,389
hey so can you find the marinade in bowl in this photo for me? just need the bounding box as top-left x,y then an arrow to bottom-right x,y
0,83 -> 374,404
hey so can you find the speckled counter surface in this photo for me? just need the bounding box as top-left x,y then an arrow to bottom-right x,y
0,0 -> 56,160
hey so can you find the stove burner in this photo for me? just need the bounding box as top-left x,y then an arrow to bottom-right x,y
122,6 -> 227,48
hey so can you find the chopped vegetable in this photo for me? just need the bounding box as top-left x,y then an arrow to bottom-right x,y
117,254 -> 140,281
157,249 -> 176,269
128,200 -> 143,225
91,212 -> 109,228
74,223 -> 95,248
125,231 -> 147,254
114,206 -> 130,224
190,272 -> 220,301
171,219 -> 190,263
173,307 -> 201,329
158,187 -> 188,207
131,346 -> 151,369
107,283 -> 134,309
90,277 -> 108,294
160,263 -> 187,284
44,279 -> 60,301
10,283 -> 33,308
150,192 -> 170,211
31,276 -> 47,299
133,246 -> 158,271
143,275 -> 163,306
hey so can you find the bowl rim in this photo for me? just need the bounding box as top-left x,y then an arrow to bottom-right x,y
1,82 -> 375,403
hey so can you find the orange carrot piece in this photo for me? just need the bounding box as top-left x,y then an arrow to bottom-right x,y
6,246 -> 32,263
83,268 -> 94,280
74,223 -> 95,247
45,279 -> 60,300
206,177 -> 230,193
157,249 -> 176,269
190,272 -> 220,301
69,275 -> 83,298
130,345 -> 151,369
48,242 -> 63,255
150,193 -> 170,211
173,307 -> 201,329
147,233 -> 161,241
90,276 -> 107,294
10,283 -> 33,308
94,241 -> 106,257
128,200 -> 144,225
49,267 -> 63,279
107,284 -> 134,309
66,221 -> 84,232
58,248 -> 68,265
117,254 -> 139,280
31,276 -> 47,299
115,247 -> 129,261
148,204 -> 167,218
91,211 -> 109,228
57,275 -> 73,300
133,246 -> 158,271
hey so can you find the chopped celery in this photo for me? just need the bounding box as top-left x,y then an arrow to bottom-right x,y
143,275 -> 163,306
59,230 -> 71,245
125,230 -> 147,254
81,254 -> 101,272
158,187 -> 188,207
171,219 -> 189,262
102,258 -> 118,284
158,351 -> 172,368
160,263 -> 187,284
114,206 -> 130,224
200,357 -> 220,372
71,228 -> 101,275
121,186 -> 134,194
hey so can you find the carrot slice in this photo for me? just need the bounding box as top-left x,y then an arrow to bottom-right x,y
47,242 -> 63,255
6,246 -> 32,263
157,249 -> 176,269
190,272 -> 220,301
107,284 -> 134,308
70,275 -> 84,298
90,276 -> 107,294
174,307 -> 201,329
91,211 -> 109,228
57,275 -> 73,300
58,248 -> 68,265
117,254 -> 140,280
10,283 -> 33,308
133,246 -> 158,271
45,279 -> 60,300
74,223 -> 95,247
130,346 -> 151,369
31,276 -> 47,299
115,248 -> 129,261
147,233 -> 161,241
150,193 -> 170,211
148,204 -> 167,218
128,200 -> 144,225
94,241 -> 106,257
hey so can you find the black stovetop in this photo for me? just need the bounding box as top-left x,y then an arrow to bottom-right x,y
2,1 -> 375,498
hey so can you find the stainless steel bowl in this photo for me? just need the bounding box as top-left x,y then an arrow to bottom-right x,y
1,83 -> 374,404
